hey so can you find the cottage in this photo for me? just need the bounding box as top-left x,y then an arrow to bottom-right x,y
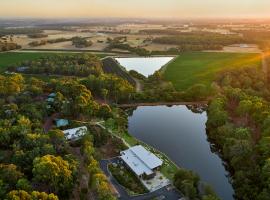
63,126 -> 88,140
120,145 -> 163,179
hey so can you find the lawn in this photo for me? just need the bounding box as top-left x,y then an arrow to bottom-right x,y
163,52 -> 262,91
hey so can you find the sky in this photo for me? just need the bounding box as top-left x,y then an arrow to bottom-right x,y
1,0 -> 270,19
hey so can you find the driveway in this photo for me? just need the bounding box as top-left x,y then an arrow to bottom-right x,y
100,159 -> 183,200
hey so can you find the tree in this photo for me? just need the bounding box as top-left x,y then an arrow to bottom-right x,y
101,89 -> 108,103
7,190 -> 31,200
32,155 -> 74,194
53,92 -> 65,111
0,180 -> 8,199
258,137 -> 270,159
262,159 -> 270,182
48,130 -> 65,153
16,178 -> 32,192
98,104 -> 112,119
185,84 -> 209,100
7,190 -> 58,200
0,164 -> 23,188
202,195 -> 221,200
202,184 -> 220,200
173,169 -> 200,198
237,100 -> 252,121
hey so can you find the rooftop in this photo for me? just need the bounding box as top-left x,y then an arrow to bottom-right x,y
55,119 -> 69,127
63,126 -> 87,140
48,93 -> 56,98
120,145 -> 163,176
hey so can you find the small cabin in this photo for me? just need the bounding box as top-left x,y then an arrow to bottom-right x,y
63,126 -> 88,141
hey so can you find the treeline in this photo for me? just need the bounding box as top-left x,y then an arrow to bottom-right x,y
0,28 -> 43,36
206,66 -> 270,199
28,38 -> 72,47
105,37 -> 150,56
10,54 -> 103,77
0,41 -> 21,52
139,28 -> 181,35
28,37 -> 92,48
27,33 -> 48,38
238,30 -> 270,50
72,37 -> 93,48
153,32 -> 245,51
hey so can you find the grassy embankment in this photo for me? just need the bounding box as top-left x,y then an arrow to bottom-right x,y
163,52 -> 262,91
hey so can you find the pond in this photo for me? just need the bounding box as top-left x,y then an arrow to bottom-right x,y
115,57 -> 174,77
128,105 -> 234,200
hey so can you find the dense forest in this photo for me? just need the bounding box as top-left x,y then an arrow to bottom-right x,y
0,73 -> 126,200
10,54 -> 103,77
206,66 -> 270,199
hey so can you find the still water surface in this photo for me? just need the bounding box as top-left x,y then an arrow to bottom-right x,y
128,105 -> 234,200
115,57 -> 174,76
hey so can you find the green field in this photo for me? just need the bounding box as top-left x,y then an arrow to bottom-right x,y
0,52 -> 56,72
164,52 -> 262,91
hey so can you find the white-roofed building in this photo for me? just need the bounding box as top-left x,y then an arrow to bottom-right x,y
63,126 -> 88,140
120,145 -> 163,179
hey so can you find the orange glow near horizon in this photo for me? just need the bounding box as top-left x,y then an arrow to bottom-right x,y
1,0 -> 270,19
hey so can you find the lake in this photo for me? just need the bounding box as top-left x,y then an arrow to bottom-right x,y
115,57 -> 174,77
128,105 -> 234,200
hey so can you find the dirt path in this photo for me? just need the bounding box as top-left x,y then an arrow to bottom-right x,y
70,147 -> 95,200
43,113 -> 59,133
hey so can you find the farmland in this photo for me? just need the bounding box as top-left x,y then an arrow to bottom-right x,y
163,52 -> 262,91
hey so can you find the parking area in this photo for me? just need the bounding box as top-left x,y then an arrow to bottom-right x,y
140,171 -> 170,192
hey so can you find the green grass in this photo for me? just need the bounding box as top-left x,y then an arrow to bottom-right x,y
0,52 -> 52,72
164,52 -> 262,91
